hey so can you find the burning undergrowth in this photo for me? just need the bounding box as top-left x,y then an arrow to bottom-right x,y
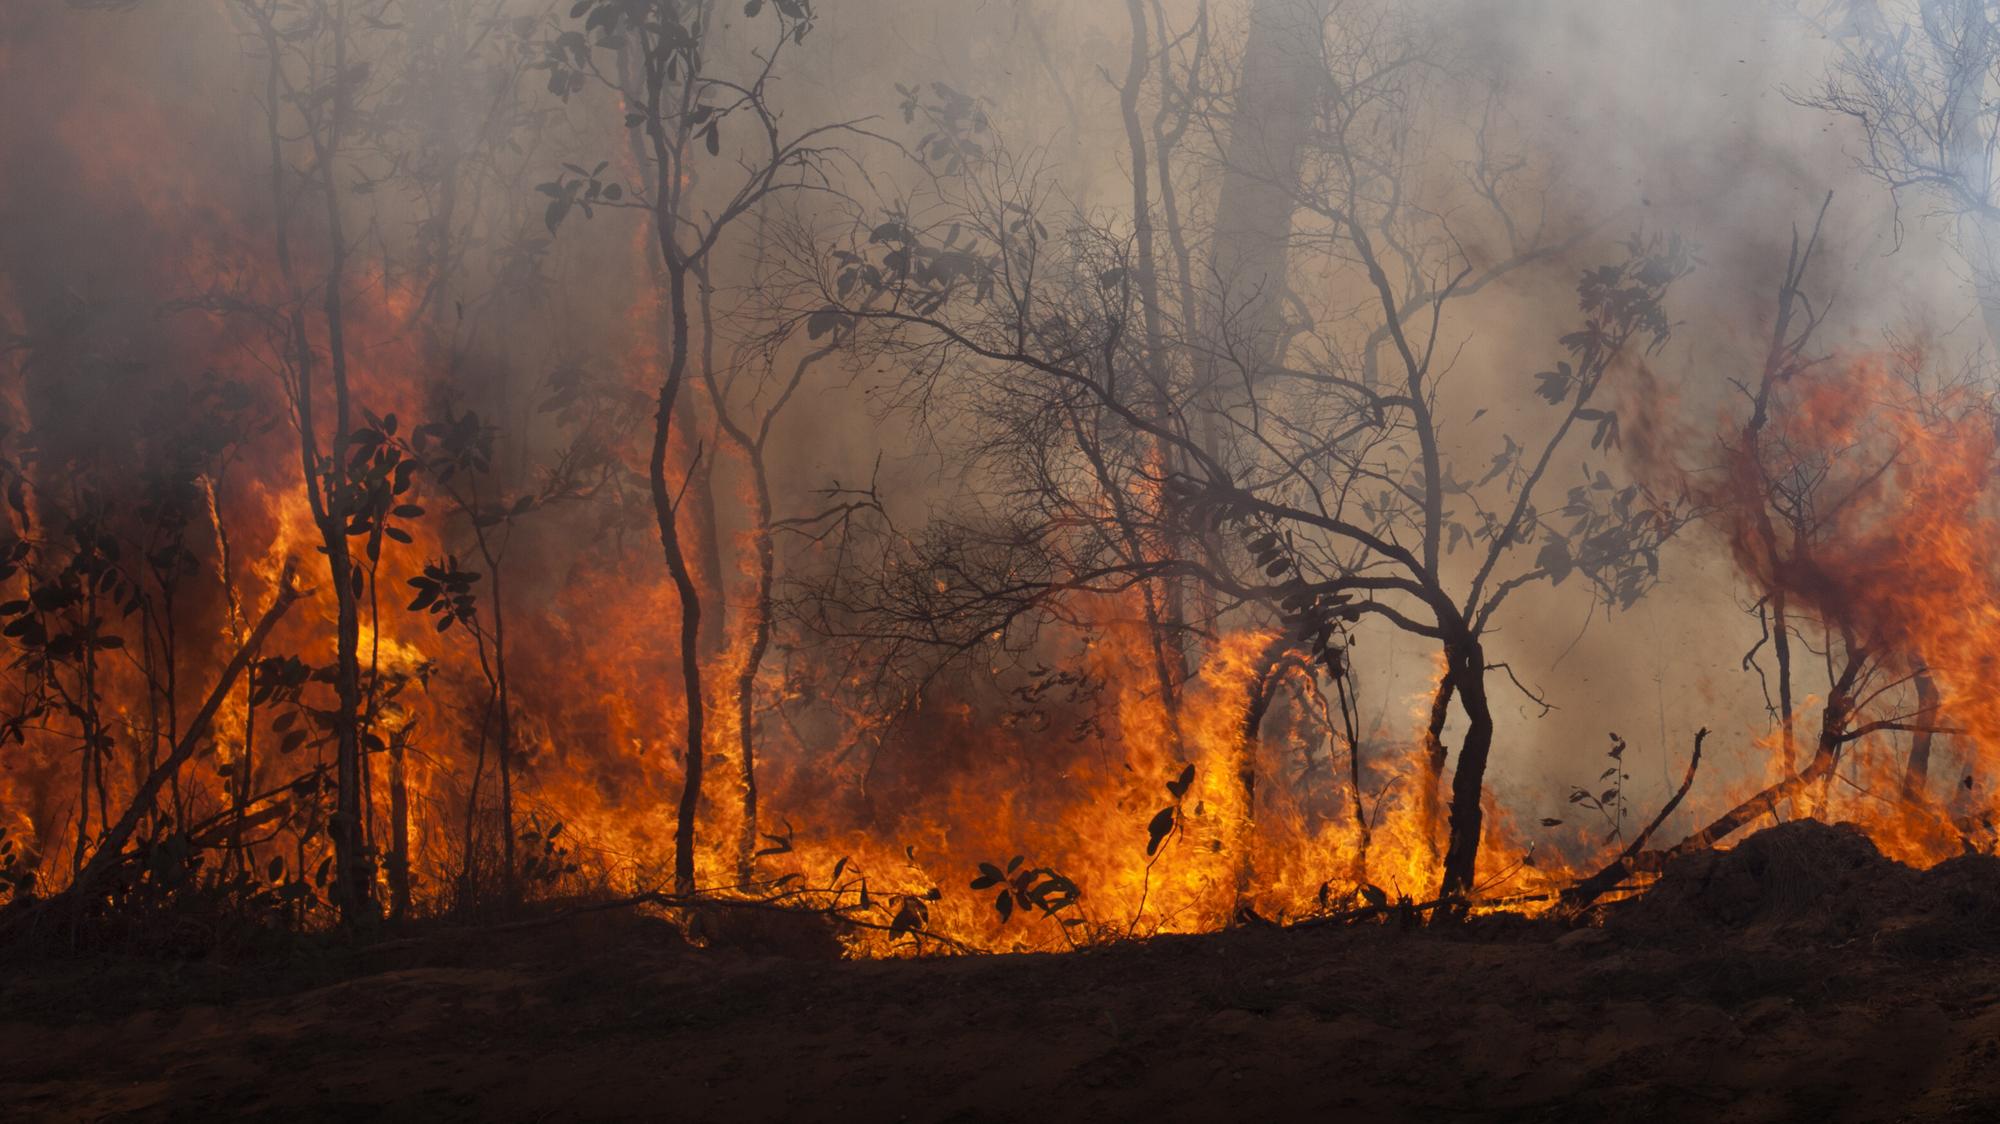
3,0 -> 2000,968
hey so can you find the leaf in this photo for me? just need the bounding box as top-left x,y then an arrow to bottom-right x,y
1145,806 -> 1176,856
1166,762 -> 1194,800
806,307 -> 849,340
1540,817 -> 1563,827
890,897 -> 927,939
1536,538 -> 1573,585
994,888 -> 1013,922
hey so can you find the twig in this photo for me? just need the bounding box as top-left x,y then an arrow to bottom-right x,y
1621,726 -> 1705,858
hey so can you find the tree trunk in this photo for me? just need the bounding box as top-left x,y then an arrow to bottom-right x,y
492,562 -> 516,900
1904,667 -> 1939,803
653,256 -> 707,898
1771,589 -> 1797,772
386,731 -> 410,920
1419,667 -> 1457,862
1206,0 -> 1315,387
1235,636 -> 1296,909
1333,669 -> 1370,882
1436,635 -> 1493,913
242,0 -> 370,924
734,459 -> 775,885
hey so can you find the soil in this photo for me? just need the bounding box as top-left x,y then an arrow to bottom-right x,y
5,822 -> 2000,1122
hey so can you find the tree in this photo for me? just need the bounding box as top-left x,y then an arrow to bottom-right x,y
537,0 -> 861,894
1567,200 -> 1998,906
804,6 -> 1694,914
225,0 -> 442,925
1795,0 -> 2000,351
402,396 -> 620,904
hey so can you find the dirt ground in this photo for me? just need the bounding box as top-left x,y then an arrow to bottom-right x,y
6,823 -> 2000,1122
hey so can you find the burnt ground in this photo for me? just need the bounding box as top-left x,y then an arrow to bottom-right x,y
5,822 -> 2000,1122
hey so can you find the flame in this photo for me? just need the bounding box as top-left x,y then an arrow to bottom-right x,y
1694,352 -> 2000,864
12,2 -> 1997,962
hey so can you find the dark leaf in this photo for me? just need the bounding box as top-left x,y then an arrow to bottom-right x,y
1145,805 -> 1176,856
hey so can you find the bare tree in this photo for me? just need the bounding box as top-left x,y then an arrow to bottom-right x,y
1795,0 -> 2000,350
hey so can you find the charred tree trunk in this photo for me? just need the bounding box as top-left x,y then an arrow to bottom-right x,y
1771,589 -> 1797,772
317,8 -> 373,927
385,728 -> 410,921
460,675 -> 495,908
1436,633 -> 1494,915
1332,668 -> 1370,881
653,256 -> 706,898
1904,666 -> 1940,803
232,691 -> 255,872
1236,635 -> 1299,908
465,529 -> 516,901
493,567 -> 516,900
1419,666 -> 1458,864
244,0 -> 372,925
692,274 -> 764,886
1118,0 -> 1194,722
733,455 -> 775,885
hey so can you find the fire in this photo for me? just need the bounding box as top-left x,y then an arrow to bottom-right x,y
1698,351 -> 2000,866
12,0 -> 2000,965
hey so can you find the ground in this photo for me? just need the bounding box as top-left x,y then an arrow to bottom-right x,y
6,823 -> 2000,1121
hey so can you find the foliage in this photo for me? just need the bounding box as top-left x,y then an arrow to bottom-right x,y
970,854 -> 1081,927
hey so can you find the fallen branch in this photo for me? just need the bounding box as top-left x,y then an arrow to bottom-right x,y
1629,727 -> 1707,855
1561,727 -> 1707,909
